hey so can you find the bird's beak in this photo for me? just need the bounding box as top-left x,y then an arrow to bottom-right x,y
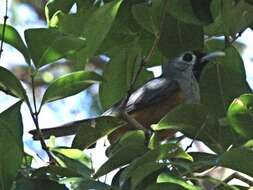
200,51 -> 226,63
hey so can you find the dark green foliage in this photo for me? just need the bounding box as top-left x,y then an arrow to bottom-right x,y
0,0 -> 253,189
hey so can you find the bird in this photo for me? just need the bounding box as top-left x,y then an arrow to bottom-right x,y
29,51 -> 225,142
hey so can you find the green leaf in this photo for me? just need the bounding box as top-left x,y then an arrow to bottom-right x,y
32,165 -> 81,178
218,147 -> 253,177
76,0 -> 123,68
0,102 -> 23,190
45,0 -> 75,24
15,178 -> 68,190
52,147 -> 91,168
157,173 -> 202,190
200,45 -> 250,118
172,152 -> 217,175
99,46 -> 153,110
119,143 -> 192,186
152,104 -> 238,153
94,136 -> 148,178
51,149 -> 92,178
72,116 -> 126,149
227,94 -> 253,139
24,28 -> 86,68
167,0 -> 212,25
73,179 -> 119,190
146,183 -> 190,190
41,71 -> 102,106
106,130 -> 146,157
158,12 -> 204,59
131,3 -> 155,33
190,0 -> 213,25
205,0 -> 253,36
0,24 -> 30,64
0,66 -> 27,99
131,163 -> 167,189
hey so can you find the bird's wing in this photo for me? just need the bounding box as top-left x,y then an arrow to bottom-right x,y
125,77 -> 180,113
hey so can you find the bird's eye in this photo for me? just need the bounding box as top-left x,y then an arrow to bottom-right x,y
182,53 -> 193,62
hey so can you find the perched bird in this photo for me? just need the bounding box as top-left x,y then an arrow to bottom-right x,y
29,51 -> 224,142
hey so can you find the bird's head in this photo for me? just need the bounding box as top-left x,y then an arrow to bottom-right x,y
162,51 -> 225,80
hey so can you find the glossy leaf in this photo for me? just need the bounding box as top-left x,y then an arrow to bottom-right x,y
45,0 -> 75,24
94,138 -> 148,178
41,71 -> 102,106
172,152 -> 217,175
227,94 -> 253,139
106,130 -> 146,157
52,147 -> 91,168
158,12 -> 203,60
0,66 -> 27,99
205,0 -> 253,36
0,24 -> 30,64
72,116 -> 126,149
167,0 -> 212,25
51,149 -> 92,178
24,28 -> 86,68
0,102 -> 23,190
76,0 -> 123,68
146,183 -> 189,190
15,178 -> 68,190
200,45 -> 250,118
157,173 -> 202,190
131,163 -> 167,189
119,143 -> 192,186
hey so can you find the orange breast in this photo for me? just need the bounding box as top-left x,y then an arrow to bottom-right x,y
108,90 -> 185,143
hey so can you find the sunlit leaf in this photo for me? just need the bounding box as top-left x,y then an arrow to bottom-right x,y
45,0 -> 75,24
51,149 -> 92,178
227,94 -> 253,139
157,173 -> 202,190
0,24 -> 30,64
41,71 -> 102,106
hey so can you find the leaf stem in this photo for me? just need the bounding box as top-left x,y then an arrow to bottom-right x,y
27,73 -> 55,163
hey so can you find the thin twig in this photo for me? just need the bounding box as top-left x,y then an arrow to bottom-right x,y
28,73 -> 55,162
0,0 -> 9,59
